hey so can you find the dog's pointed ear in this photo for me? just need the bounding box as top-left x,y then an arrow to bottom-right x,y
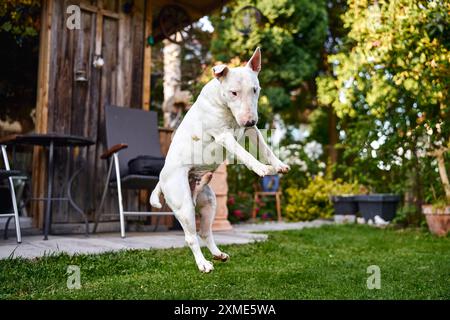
212,64 -> 229,80
246,47 -> 261,73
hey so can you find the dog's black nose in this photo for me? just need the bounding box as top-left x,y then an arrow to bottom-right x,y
244,120 -> 256,127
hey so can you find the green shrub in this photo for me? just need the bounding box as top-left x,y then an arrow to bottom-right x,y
284,176 -> 360,221
392,204 -> 424,228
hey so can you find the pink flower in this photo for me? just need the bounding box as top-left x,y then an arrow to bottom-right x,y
254,207 -> 260,214
262,212 -> 270,220
227,196 -> 235,206
233,209 -> 243,217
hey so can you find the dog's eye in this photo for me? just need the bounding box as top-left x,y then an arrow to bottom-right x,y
230,91 -> 237,96
253,87 -> 257,94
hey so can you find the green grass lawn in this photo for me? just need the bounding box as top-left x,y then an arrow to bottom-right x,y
1,224 -> 449,299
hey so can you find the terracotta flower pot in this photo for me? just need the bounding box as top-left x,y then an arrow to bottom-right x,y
422,205 -> 450,236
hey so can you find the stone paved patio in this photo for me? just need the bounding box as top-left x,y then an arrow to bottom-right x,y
233,219 -> 332,232
0,220 -> 332,260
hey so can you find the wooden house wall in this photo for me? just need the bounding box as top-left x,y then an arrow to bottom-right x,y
32,0 -> 231,231
43,0 -> 147,223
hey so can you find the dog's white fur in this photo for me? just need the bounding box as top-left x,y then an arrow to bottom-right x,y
150,48 -> 290,272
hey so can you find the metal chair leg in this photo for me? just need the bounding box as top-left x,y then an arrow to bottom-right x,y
2,145 -> 21,243
4,195 -> 31,239
43,141 -> 55,240
93,158 -> 114,233
113,153 -> 126,238
67,167 -> 90,237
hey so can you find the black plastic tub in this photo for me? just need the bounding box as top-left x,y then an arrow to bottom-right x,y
331,196 -> 358,215
354,194 -> 401,221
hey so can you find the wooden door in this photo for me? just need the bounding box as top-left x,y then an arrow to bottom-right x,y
51,0 -> 121,223
74,0 -> 122,222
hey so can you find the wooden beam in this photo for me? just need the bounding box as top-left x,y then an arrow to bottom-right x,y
79,3 -> 98,13
35,0 -> 52,136
140,0 -> 154,221
32,0 -> 53,228
94,0 -> 103,56
142,0 -> 153,110
80,3 -> 120,19
101,10 -> 120,19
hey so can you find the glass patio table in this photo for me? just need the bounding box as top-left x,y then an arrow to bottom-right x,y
0,133 -> 95,240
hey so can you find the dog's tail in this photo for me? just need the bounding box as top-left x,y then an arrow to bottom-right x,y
150,182 -> 162,208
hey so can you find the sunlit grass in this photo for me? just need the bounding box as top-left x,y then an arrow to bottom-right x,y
1,224 -> 449,299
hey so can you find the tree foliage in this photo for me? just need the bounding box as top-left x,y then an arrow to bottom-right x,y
210,0 -> 328,120
0,0 -> 41,45
0,0 -> 40,134
317,0 -> 450,204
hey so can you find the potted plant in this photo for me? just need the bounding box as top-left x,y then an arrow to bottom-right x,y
422,143 -> 450,236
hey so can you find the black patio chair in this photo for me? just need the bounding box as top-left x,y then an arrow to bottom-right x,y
93,105 -> 172,237
1,145 -> 22,243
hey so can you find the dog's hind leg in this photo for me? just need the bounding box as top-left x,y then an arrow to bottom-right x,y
191,171 -> 213,205
197,184 -> 230,262
162,168 -> 214,273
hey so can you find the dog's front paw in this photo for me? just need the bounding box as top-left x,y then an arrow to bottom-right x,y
213,252 -> 230,262
273,160 -> 290,174
197,259 -> 214,273
252,163 -> 276,177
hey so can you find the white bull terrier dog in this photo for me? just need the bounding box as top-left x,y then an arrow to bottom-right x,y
150,48 -> 290,272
